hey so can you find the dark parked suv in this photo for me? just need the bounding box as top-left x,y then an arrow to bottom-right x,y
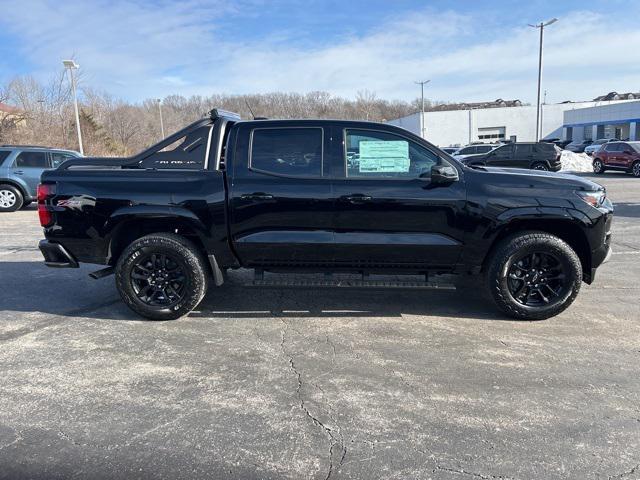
592,141 -> 640,177
463,142 -> 562,171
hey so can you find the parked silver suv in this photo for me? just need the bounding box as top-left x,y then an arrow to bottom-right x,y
0,146 -> 81,211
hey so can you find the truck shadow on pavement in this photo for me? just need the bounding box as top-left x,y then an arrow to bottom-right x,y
0,261 -> 513,322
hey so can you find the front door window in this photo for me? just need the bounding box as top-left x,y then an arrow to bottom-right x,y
345,129 -> 441,179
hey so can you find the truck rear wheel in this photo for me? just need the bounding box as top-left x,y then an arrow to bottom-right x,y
486,232 -> 582,320
115,233 -> 208,320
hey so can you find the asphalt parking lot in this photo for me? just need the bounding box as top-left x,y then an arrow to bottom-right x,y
1,172 -> 639,480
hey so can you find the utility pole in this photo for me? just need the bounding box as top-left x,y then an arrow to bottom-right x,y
157,98 -> 165,139
415,80 -> 430,138
528,18 -> 557,141
62,60 -> 84,155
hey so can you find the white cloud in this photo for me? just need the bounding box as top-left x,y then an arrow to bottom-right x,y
2,2 -> 639,104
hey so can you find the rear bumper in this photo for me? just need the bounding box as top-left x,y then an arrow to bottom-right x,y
39,240 -> 79,268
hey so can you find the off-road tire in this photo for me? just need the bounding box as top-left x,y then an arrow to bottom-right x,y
593,158 -> 605,174
115,233 -> 208,320
486,231 -> 582,320
0,184 -> 23,212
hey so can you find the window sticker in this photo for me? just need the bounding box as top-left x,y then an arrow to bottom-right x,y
359,140 -> 409,173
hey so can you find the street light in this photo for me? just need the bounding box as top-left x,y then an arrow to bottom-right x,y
157,98 -> 165,139
415,79 -> 430,138
528,18 -> 558,141
62,59 -> 84,155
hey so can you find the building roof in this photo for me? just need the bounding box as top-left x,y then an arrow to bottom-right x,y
593,92 -> 640,101
427,99 -> 523,112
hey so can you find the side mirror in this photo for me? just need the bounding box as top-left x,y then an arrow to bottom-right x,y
430,164 -> 459,184
625,150 -> 634,155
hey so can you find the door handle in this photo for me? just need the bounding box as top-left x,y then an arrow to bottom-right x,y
13,170 -> 24,175
240,193 -> 274,201
341,195 -> 372,204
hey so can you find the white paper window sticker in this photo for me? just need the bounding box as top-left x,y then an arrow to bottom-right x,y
358,140 -> 410,173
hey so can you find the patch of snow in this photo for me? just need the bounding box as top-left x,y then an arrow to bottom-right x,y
560,151 -> 593,173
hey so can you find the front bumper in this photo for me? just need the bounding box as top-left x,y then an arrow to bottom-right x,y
39,240 -> 79,268
585,223 -> 613,284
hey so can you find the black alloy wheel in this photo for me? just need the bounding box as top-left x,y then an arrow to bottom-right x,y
131,253 -> 187,307
506,252 -> 568,307
532,163 -> 549,171
486,231 -> 582,320
115,233 -> 209,320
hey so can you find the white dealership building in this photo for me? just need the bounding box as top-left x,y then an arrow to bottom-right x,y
388,95 -> 640,147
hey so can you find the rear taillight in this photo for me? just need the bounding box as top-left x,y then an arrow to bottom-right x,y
37,183 -> 56,227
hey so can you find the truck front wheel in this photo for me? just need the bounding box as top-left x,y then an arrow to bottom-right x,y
486,232 -> 582,320
115,233 -> 209,320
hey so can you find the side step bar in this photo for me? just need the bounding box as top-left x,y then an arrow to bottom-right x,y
249,270 -> 455,290
89,266 -> 115,279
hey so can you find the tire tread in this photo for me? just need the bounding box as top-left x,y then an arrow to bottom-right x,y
486,231 -> 582,320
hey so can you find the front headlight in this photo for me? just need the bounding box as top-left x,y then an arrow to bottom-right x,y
576,190 -> 606,207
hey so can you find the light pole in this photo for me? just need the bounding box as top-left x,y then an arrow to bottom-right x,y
62,59 -> 84,155
415,79 -> 430,138
157,98 -> 165,139
528,18 -> 557,141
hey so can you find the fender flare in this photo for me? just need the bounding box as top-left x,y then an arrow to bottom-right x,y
104,205 -> 225,282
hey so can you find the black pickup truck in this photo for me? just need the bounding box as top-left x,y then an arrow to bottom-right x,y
38,109 -> 613,321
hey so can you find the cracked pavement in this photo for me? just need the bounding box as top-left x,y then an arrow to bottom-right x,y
1,173 -> 639,479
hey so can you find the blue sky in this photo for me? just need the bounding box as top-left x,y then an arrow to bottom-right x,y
1,0 -> 639,104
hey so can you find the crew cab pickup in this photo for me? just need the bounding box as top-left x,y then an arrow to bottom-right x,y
38,109 -> 613,321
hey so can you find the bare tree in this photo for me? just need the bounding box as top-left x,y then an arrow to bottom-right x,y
0,74 -> 425,155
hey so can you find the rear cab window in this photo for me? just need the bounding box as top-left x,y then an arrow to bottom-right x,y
344,129 -> 445,179
250,127 -> 323,177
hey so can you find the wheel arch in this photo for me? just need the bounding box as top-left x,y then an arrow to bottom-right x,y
483,217 -> 592,280
105,206 -> 211,266
0,179 -> 28,199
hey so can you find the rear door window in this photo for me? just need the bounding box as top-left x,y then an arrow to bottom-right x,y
250,127 -> 323,177
14,151 -> 49,168
535,143 -> 554,152
492,145 -> 512,158
606,143 -> 623,152
515,144 -> 533,156
0,151 -> 11,165
51,152 -> 77,168
458,147 -> 475,155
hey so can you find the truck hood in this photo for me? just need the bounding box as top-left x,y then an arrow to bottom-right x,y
470,166 -> 604,192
